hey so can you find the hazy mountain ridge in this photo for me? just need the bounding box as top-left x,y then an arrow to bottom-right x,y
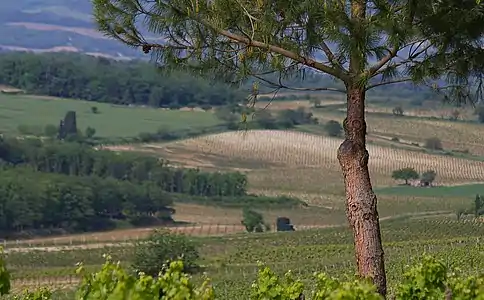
1,1 -> 447,100
0,0 -> 144,59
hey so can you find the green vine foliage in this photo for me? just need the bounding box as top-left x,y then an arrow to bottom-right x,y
1,251 -> 484,299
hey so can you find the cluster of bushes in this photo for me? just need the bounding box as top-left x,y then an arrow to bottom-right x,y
214,105 -> 318,130
391,167 -> 437,186
136,124 -> 231,143
174,194 -> 303,209
0,167 -> 174,237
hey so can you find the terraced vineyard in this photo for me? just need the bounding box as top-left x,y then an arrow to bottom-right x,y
118,130 -> 484,193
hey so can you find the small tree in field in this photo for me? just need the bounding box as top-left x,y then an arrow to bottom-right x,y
475,106 -> 484,123
391,167 -> 419,185
324,120 -> 343,137
450,109 -> 460,121
93,0 -> 484,295
132,229 -> 200,277
310,98 -> 322,108
392,106 -> 404,116
420,170 -> 437,187
474,194 -> 484,218
85,126 -> 96,138
424,137 -> 443,151
241,208 -> 270,233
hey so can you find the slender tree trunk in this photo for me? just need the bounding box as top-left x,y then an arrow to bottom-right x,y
337,85 -> 387,297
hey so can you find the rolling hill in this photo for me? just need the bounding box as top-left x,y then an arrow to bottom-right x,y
105,130 -> 484,191
0,0 -> 143,59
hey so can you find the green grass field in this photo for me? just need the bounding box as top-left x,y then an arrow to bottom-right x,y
376,184 -> 484,197
0,94 -> 221,138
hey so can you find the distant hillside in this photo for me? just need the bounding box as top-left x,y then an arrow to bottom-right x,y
0,52 -> 245,108
0,0 -> 143,59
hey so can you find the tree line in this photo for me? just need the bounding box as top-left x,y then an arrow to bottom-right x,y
0,52 -> 244,108
0,137 -> 247,197
0,166 -> 174,237
0,138 -> 302,237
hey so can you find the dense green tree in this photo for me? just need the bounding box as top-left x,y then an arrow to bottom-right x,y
0,166 -> 174,236
241,208 -> 269,233
85,127 -> 96,139
58,110 -> 78,140
392,106 -> 404,116
324,120 -> 343,137
391,168 -> 419,185
132,230 -> 200,276
93,0 -> 484,295
424,137 -> 444,151
278,108 -> 318,126
0,137 -> 248,197
474,194 -> 484,218
420,170 -> 437,187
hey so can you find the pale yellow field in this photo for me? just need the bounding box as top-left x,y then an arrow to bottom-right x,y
119,130 -> 484,193
363,105 -> 477,121
312,111 -> 484,155
254,99 -> 345,110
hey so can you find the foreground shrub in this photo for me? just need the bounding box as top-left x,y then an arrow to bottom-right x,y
2,250 -> 484,299
76,255 -> 214,300
132,230 -> 200,277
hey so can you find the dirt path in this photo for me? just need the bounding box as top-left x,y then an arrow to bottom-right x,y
3,225 -> 247,248
4,211 -> 450,253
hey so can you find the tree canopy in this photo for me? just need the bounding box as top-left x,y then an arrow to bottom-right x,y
391,167 -> 419,185
92,0 -> 484,101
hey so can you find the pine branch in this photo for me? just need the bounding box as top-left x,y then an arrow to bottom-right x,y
372,41 -> 436,78
320,41 -> 347,74
368,47 -> 399,76
137,2 -> 349,81
366,78 -> 413,90
252,74 -> 346,93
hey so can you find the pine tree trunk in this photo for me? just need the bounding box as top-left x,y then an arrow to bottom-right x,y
337,85 -> 387,297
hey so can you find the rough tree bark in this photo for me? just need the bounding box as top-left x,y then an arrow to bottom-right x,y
337,85 -> 387,297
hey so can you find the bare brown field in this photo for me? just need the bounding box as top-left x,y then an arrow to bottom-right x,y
5,225 -> 247,247
110,130 -> 484,193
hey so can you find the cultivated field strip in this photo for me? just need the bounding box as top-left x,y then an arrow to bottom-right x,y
151,130 -> 484,185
